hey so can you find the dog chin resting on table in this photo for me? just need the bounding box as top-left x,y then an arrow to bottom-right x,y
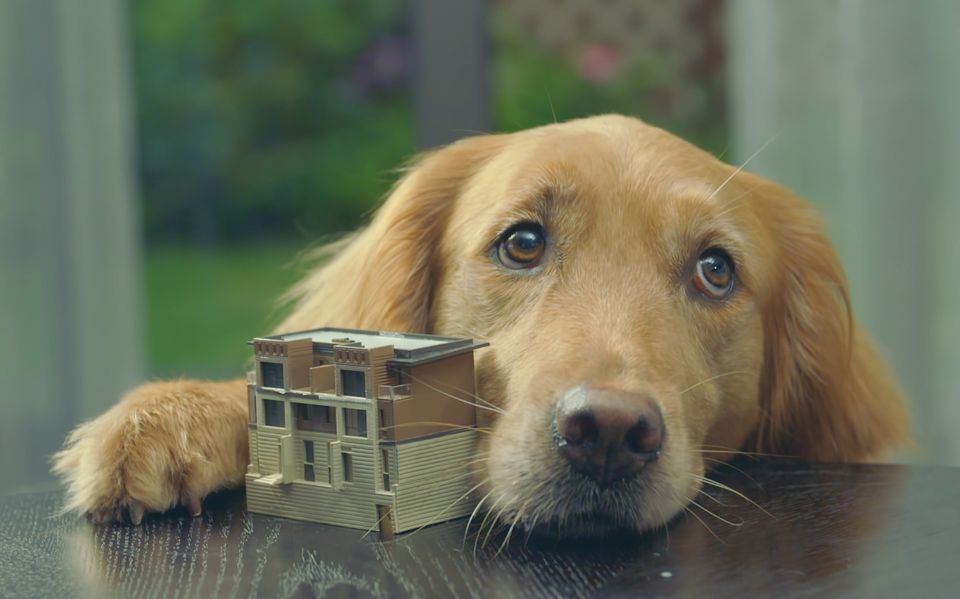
53,114 -> 909,537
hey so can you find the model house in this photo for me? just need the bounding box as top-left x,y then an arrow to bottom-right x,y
245,327 -> 488,536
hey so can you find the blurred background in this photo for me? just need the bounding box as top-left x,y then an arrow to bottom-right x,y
1,0 -> 957,494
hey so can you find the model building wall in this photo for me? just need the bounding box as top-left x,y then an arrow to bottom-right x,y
385,352 -> 478,441
390,429 -> 479,531
246,436 -> 382,530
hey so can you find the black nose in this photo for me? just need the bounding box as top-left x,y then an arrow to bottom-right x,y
554,385 -> 664,487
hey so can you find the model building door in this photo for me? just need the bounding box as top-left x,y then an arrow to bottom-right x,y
376,505 -> 395,539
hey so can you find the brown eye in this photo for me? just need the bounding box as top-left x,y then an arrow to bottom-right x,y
693,249 -> 735,299
497,223 -> 546,269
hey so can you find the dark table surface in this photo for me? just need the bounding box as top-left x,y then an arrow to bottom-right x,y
1,460 -> 958,598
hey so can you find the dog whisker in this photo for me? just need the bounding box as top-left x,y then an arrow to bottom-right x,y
462,455 -> 493,470
682,504 -> 728,545
380,422 -> 494,435
686,498 -> 744,527
407,374 -> 504,413
704,131 -> 781,203
494,509 -> 525,557
691,474 -> 775,519
695,443 -> 793,458
361,501 -> 399,540
701,456 -> 762,487
402,374 -> 506,415
462,488 -> 496,550
474,492 -> 507,556
400,477 -> 490,541
404,372 -> 504,410
545,87 -> 558,124
678,371 -> 749,396
696,487 -> 734,508
711,181 -> 765,220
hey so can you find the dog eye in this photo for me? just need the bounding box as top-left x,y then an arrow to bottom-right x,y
497,223 -> 546,269
693,248 -> 735,299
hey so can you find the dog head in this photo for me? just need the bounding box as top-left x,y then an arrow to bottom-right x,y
280,115 -> 908,536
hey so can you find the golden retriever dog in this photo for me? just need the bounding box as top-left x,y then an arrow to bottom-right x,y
53,115 -> 909,535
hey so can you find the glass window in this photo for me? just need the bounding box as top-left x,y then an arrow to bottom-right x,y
343,408 -> 367,437
341,369 -> 366,397
304,440 -> 314,463
261,362 -> 284,388
381,449 -> 391,491
342,452 -> 353,482
295,404 -> 336,433
263,399 -> 285,427
304,464 -> 315,482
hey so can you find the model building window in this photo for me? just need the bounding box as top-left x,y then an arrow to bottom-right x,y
343,408 -> 367,437
263,399 -> 285,427
303,440 -> 315,481
381,449 -> 391,491
295,404 -> 336,433
341,369 -> 366,397
261,362 -> 284,388
342,452 -> 353,482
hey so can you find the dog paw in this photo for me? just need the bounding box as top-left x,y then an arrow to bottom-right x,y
52,380 -> 248,525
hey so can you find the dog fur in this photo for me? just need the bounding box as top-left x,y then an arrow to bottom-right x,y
53,115 -> 909,534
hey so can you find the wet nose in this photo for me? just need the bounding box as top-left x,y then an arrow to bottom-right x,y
554,385 -> 664,487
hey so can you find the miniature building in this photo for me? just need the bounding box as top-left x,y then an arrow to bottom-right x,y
245,328 -> 488,536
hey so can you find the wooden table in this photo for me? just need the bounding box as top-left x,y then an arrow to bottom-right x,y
1,461 -> 957,598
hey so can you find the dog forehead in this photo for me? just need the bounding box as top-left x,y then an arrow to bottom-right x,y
467,119 -> 730,207
464,147 -> 732,233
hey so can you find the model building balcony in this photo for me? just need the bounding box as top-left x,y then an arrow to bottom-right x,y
309,364 -> 336,394
379,383 -> 411,400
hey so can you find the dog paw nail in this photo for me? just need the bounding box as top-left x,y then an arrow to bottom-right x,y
181,491 -> 202,517
129,502 -> 145,526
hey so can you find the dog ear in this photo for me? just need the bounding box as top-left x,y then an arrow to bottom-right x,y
278,134 -> 506,334
744,173 -> 910,461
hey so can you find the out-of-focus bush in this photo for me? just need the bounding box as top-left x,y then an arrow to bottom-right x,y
133,0 -> 415,245
133,0 -> 727,245
491,2 -> 727,153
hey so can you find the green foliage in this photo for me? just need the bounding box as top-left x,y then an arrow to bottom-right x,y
491,12 -> 727,154
132,2 -> 726,245
132,0 -> 414,244
145,244 -> 307,377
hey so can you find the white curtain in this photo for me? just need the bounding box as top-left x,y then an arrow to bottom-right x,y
0,0 -> 143,493
729,0 -> 960,464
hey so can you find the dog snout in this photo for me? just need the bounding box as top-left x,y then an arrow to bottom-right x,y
554,385 -> 664,487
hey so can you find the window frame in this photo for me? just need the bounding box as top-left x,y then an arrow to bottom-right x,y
303,440 -> 315,481
262,398 -> 286,428
342,451 -> 353,483
294,403 -> 336,433
260,361 -> 285,389
381,448 -> 391,492
340,368 -> 367,397
342,407 -> 368,438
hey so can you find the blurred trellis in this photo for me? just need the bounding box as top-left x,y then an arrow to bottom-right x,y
493,0 -> 726,145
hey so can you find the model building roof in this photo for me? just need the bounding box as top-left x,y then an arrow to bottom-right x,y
252,327 -> 488,366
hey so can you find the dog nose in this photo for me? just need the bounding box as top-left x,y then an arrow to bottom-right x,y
554,385 -> 664,486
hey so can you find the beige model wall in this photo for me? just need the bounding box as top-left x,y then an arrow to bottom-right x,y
392,430 -> 479,531
246,430 -> 388,530
247,427 -> 479,533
